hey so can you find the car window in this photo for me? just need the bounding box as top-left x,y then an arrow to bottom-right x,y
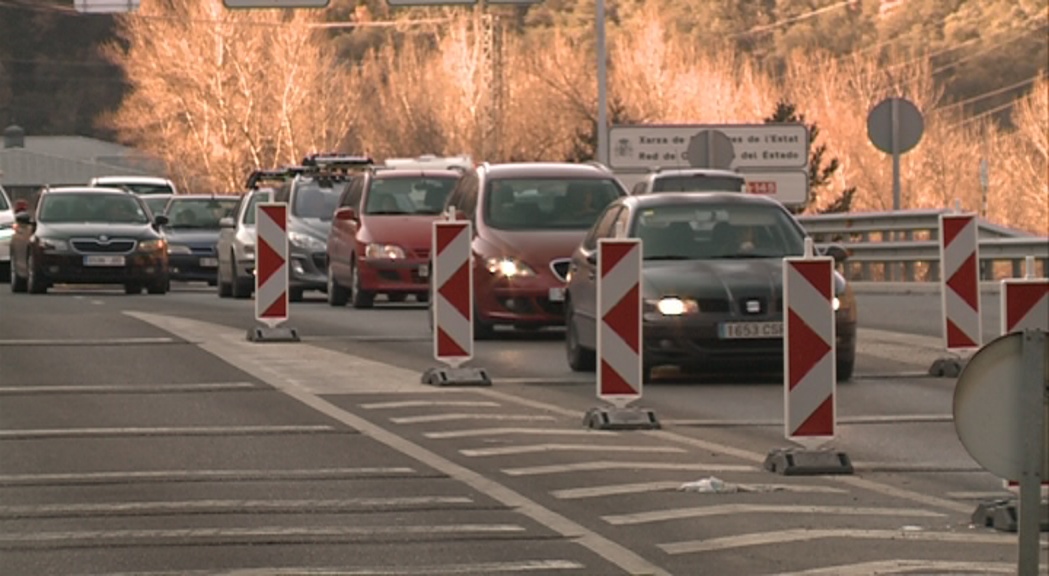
634,202 -> 805,260
483,178 -> 623,231
652,174 -> 746,193
292,182 -> 343,221
38,193 -> 150,224
108,182 -> 175,195
166,198 -> 240,229
242,190 -> 271,225
363,176 -> 458,215
143,196 -> 171,215
583,205 -> 623,251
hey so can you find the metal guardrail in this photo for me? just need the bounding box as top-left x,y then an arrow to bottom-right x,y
798,209 -> 1049,282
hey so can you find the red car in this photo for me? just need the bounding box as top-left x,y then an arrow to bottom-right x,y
326,168 -> 462,307
441,162 -> 627,338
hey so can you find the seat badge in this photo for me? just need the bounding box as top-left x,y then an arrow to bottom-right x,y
745,299 -> 761,314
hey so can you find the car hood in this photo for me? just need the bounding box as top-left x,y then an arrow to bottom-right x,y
288,217 -> 332,239
360,214 -> 438,250
0,210 -> 13,226
164,228 -> 221,246
481,228 -> 589,266
35,222 -> 159,239
643,258 -> 846,299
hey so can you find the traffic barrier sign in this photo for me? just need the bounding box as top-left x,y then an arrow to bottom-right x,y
765,238 -> 851,475
421,216 -> 490,387
584,238 -> 658,430
940,213 -> 981,350
248,203 -> 298,342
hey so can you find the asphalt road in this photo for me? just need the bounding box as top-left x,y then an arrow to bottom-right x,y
0,282 -> 1044,576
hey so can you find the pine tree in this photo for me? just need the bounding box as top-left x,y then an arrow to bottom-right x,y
764,100 -> 856,214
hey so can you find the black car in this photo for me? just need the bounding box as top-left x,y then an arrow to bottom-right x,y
9,187 -> 170,295
162,194 -> 240,285
563,192 -> 858,381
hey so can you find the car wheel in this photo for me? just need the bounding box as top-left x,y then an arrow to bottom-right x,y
26,253 -> 47,294
124,283 -> 142,295
0,262 -> 9,284
565,302 -> 596,371
147,276 -> 168,295
217,265 -> 232,298
473,303 -> 496,341
836,357 -> 855,382
230,251 -> 252,299
327,265 -> 348,307
289,287 -> 304,303
11,259 -> 27,293
349,259 -> 374,309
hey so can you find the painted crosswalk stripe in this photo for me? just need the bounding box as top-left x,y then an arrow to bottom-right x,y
0,468 -> 422,486
659,528 -> 1033,555
0,425 -> 339,439
462,444 -> 685,457
605,504 -> 944,526
391,414 -> 556,424
361,400 -> 501,410
552,482 -> 847,500
426,428 -> 615,439
87,559 -> 587,575
0,337 -> 177,346
0,497 -> 476,518
0,382 -> 260,395
502,461 -> 759,477
771,559 -> 1017,575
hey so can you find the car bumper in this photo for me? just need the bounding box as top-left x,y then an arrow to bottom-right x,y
476,274 -> 567,327
358,257 -> 429,294
0,236 -> 10,263
168,253 -> 219,281
288,250 -> 326,290
36,252 -> 168,284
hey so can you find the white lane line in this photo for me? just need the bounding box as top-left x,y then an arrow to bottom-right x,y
0,468 -> 421,486
0,337 -> 177,346
770,559 -> 1017,575
852,462 -> 983,472
659,528 -> 1033,555
0,425 -> 338,439
0,497 -> 475,518
426,428 -> 615,439
0,524 -> 528,546
461,444 -> 686,458
493,377 -> 592,385
503,461 -> 759,477
361,400 -> 501,410
90,300 -> 104,305
391,414 -> 556,424
946,491 -> 1015,500
604,504 -> 945,526
88,559 -> 587,575
0,382 -> 260,395
664,414 -> 955,427
552,482 -> 847,500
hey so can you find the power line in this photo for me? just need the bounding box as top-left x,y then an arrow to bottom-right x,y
730,0 -> 852,38
948,99 -> 1018,129
933,74 -> 1046,114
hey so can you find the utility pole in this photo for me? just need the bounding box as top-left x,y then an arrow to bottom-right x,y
595,0 -> 608,166
476,0 -> 505,161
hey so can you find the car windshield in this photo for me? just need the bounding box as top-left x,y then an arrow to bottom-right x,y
110,183 -> 175,195
484,178 -> 623,230
364,176 -> 458,215
652,175 -> 746,193
38,193 -> 151,225
634,202 -> 805,260
292,182 -> 343,221
0,191 -> 9,211
143,196 -> 172,215
166,198 -> 239,229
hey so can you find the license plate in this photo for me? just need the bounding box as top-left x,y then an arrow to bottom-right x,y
83,255 -> 125,267
548,287 -> 565,302
418,264 -> 429,278
200,257 -> 218,268
718,321 -> 783,339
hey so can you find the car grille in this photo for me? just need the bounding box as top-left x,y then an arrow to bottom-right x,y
190,246 -> 215,255
696,298 -> 730,313
549,259 -> 571,282
71,239 -> 136,254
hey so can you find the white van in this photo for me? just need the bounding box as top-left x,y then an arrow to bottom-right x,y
383,154 -> 473,171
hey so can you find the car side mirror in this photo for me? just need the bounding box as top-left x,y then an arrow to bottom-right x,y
154,214 -> 169,227
335,207 -> 357,222
15,211 -> 33,225
823,243 -> 849,263
219,217 -> 235,229
585,251 -> 598,265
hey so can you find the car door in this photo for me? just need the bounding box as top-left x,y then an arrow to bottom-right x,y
569,203 -> 625,347
330,175 -> 363,283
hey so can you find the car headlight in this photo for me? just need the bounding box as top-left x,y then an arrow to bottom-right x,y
486,257 -> 535,278
287,231 -> 325,251
833,296 -> 840,311
138,239 -> 166,252
365,243 -> 406,259
648,297 -> 699,316
36,237 -> 68,251
167,244 -> 192,255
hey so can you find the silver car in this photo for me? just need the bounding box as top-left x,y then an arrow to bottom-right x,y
216,187 -> 271,298
0,184 -> 14,278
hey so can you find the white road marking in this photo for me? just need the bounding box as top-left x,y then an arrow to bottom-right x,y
0,425 -> 337,439
391,413 -> 557,424
0,468 -> 420,486
90,300 -> 104,305
86,559 -> 587,575
0,497 -> 475,518
664,414 -> 955,427
852,462 -> 982,472
0,337 -> 176,346
426,427 -> 615,439
946,491 -> 1015,500
659,528 -> 1033,555
461,443 -> 686,457
502,461 -> 759,477
552,482 -> 847,500
0,382 -> 259,395
493,377 -> 592,385
604,504 -> 945,526
126,311 -> 671,576
770,559 -> 1017,575
361,400 -> 501,410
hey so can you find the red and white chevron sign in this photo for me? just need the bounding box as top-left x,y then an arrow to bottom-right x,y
1000,278 -> 1049,335
432,220 -> 473,367
255,202 -> 289,328
784,254 -> 836,443
597,238 -> 642,405
939,214 -> 981,350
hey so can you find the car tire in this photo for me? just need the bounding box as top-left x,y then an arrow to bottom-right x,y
217,266 -> 232,298
349,259 -> 374,309
327,266 -> 348,307
11,260 -> 27,293
289,287 -> 304,303
565,303 -> 596,371
473,304 -> 496,340
837,357 -> 855,382
124,283 -> 142,295
147,277 -> 168,295
230,252 -> 252,299
26,253 -> 47,294
0,262 -> 9,284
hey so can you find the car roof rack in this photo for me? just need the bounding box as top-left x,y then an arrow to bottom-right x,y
245,166 -> 308,190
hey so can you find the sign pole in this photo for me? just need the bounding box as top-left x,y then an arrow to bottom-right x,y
891,98 -> 901,212
1016,329 -> 1045,576
595,0 -> 608,166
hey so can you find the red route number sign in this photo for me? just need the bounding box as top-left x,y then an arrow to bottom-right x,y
747,181 -> 777,195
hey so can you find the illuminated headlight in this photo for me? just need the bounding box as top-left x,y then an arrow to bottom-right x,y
485,257 -> 535,278
287,231 -> 325,251
365,243 -> 406,259
138,239 -> 166,252
167,244 -> 192,255
653,297 -> 699,316
37,237 -> 68,251
833,297 -> 841,311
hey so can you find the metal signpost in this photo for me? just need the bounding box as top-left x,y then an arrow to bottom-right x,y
74,0 -> 140,12
866,97 -> 924,211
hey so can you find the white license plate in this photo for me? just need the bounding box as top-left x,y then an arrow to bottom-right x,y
718,321 -> 783,339
83,255 -> 125,267
200,257 -> 218,268
418,264 -> 429,278
548,287 -> 565,302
